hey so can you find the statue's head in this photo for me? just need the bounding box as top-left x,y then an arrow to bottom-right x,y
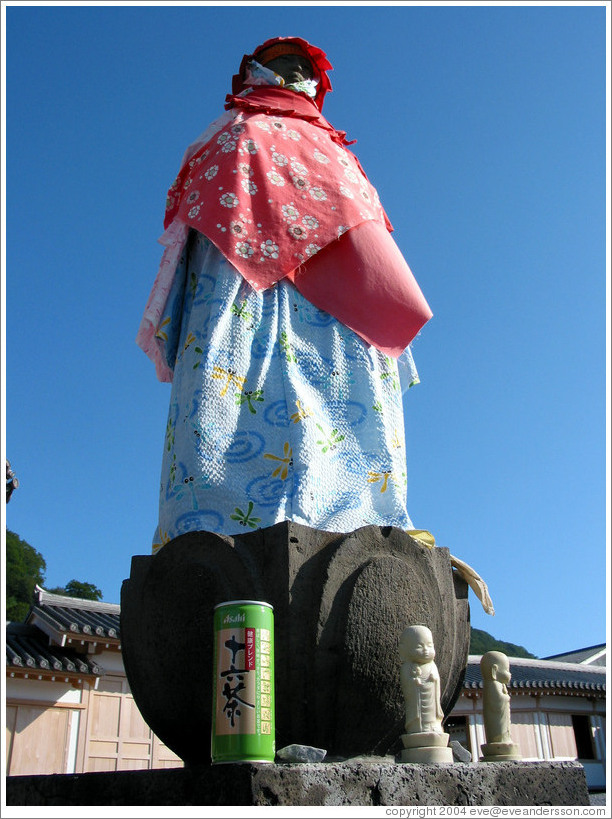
232,36 -> 333,111
480,650 -> 511,684
399,624 -> 436,664
254,43 -> 314,85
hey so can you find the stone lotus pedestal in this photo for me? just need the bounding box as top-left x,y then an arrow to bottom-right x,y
480,741 -> 522,762
120,522 -> 470,766
400,731 -> 454,764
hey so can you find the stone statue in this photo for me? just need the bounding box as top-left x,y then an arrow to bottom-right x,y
398,625 -> 453,763
122,36 -> 478,767
480,651 -> 521,761
400,624 -> 444,734
136,36 -> 432,555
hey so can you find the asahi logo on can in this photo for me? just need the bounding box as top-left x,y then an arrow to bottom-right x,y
223,612 -> 246,624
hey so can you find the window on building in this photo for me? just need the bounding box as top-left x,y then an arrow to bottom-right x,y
571,714 -> 595,760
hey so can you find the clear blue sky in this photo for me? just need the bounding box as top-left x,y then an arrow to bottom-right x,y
3,2 -> 609,660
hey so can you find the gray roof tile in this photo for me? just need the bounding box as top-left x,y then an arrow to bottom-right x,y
464,655 -> 606,694
27,586 -> 121,643
6,623 -> 103,677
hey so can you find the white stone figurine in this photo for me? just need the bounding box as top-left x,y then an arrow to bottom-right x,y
480,651 -> 522,761
398,625 -> 453,763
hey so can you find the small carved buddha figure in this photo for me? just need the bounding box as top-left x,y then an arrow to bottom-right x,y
481,651 -> 512,743
399,624 -> 444,735
480,650 -> 521,761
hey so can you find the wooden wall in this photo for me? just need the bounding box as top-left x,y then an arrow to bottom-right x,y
6,663 -> 182,776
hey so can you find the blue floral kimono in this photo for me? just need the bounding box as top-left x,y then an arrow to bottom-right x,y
149,229 -> 419,552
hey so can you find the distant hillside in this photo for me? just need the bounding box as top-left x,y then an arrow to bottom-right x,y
469,627 -> 537,659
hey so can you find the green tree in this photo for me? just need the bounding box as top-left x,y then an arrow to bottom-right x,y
469,627 -> 537,659
6,529 -> 105,621
47,579 -> 103,601
5,529 -> 46,622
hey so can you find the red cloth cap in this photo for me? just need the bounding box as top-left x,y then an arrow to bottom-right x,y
232,36 -> 333,112
255,43 -> 310,65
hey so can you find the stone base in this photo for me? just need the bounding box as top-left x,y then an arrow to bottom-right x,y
121,523 -> 470,763
6,760 -> 589,806
400,746 -> 454,763
481,741 -> 522,762
402,731 -> 450,749
400,731 -> 454,763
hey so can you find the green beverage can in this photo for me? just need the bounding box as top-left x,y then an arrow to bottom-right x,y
211,600 -> 275,764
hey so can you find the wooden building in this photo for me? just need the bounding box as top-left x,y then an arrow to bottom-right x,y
5,586 -> 182,775
447,649 -> 606,790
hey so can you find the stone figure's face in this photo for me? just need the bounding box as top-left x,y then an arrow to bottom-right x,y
264,53 -> 314,85
400,626 -> 435,663
481,651 -> 512,684
493,657 -> 511,685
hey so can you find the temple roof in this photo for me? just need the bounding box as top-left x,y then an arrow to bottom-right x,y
24,585 -> 121,650
542,644 -> 606,667
464,655 -> 606,695
6,622 -> 104,683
